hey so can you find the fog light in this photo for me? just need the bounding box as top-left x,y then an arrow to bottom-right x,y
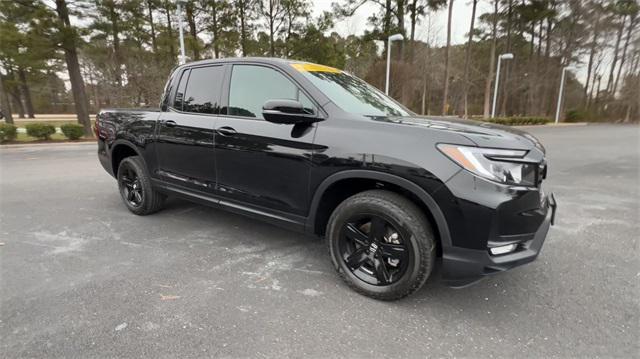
489,243 -> 518,255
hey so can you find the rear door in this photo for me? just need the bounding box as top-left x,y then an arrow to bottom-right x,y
214,63 -> 319,217
156,64 -> 225,193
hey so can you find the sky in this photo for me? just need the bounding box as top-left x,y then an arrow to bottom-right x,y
312,0 -> 478,47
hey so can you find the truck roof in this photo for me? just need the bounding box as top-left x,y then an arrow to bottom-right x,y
177,57 -> 307,69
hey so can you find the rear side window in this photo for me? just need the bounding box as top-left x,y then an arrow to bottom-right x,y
227,65 -> 313,119
181,65 -> 224,114
173,70 -> 189,110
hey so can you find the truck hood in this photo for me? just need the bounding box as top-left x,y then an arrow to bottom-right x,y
370,115 -> 544,152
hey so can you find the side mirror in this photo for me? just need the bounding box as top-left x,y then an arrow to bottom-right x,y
262,99 -> 320,125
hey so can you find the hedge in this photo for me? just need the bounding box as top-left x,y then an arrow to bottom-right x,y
25,123 -> 56,140
481,117 -> 551,126
0,123 -> 18,143
60,123 -> 85,140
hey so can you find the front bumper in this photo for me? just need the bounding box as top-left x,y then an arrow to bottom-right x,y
440,192 -> 556,287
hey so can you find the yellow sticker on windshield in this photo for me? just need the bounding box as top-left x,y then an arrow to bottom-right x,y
291,63 -> 341,73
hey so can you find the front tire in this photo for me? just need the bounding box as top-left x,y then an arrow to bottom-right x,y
117,156 -> 165,215
327,190 -> 436,300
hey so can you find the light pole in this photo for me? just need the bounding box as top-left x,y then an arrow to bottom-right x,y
555,66 -> 576,124
385,33 -> 404,95
177,1 -> 187,65
491,53 -> 514,118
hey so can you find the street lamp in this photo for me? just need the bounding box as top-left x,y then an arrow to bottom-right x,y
385,33 -> 404,95
491,53 -> 514,118
555,66 -> 576,124
176,1 -> 187,65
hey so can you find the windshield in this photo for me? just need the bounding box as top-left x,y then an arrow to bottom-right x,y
291,63 -> 411,117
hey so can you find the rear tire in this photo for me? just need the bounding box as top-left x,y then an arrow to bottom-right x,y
326,190 -> 435,301
117,156 -> 165,215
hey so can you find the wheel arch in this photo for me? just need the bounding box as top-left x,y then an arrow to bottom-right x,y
110,140 -> 144,177
306,170 -> 452,250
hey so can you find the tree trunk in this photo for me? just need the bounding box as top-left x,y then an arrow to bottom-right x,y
10,89 -> 26,119
146,0 -> 158,53
613,14 -> 636,96
409,0 -> 418,59
284,10 -> 293,57
422,45 -> 432,115
238,1 -> 248,56
55,0 -> 92,136
606,15 -> 625,94
164,1 -> 176,61
462,0 -> 478,118
538,17 -> 553,116
87,65 -> 101,110
186,2 -> 199,60
383,0 -> 391,54
396,0 -> 405,61
544,8 -> 553,57
268,0 -> 275,56
594,75 -> 602,106
0,73 -> 13,124
212,0 -> 220,58
584,6 -> 601,106
483,0 -> 498,118
441,0 -> 454,115
396,0 -> 405,36
500,0 -> 513,116
536,20 -> 543,57
18,69 -> 35,118
108,1 -> 122,86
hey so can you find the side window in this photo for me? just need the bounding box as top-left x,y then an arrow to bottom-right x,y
228,65 -> 314,119
182,65 -> 224,114
173,69 -> 189,110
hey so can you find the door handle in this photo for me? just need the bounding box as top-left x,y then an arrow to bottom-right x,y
216,126 -> 237,136
164,120 -> 177,127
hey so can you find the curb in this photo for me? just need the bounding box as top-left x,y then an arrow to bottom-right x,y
515,122 -> 588,128
0,141 -> 97,149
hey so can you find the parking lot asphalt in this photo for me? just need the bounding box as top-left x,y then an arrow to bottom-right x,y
1,124 -> 638,358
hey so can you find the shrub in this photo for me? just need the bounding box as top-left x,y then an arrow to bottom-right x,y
0,123 -> 18,143
481,117 -> 551,126
564,109 -> 589,123
25,123 -> 56,140
60,123 -> 85,140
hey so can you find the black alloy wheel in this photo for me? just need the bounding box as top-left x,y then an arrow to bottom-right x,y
119,164 -> 144,207
339,214 -> 409,286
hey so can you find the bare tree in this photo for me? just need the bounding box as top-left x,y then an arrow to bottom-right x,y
613,11 -> 638,95
483,0 -> 498,118
606,13 -> 626,93
55,0 -> 92,136
441,0 -> 453,115
259,0 -> 286,56
584,1 -> 602,106
462,0 -> 478,117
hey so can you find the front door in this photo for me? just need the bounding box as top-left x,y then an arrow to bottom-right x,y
214,64 -> 319,217
156,64 -> 225,193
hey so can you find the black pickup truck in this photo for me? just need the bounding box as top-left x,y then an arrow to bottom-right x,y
96,57 -> 556,300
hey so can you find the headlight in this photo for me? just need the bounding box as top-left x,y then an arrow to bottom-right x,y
437,144 -> 537,186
